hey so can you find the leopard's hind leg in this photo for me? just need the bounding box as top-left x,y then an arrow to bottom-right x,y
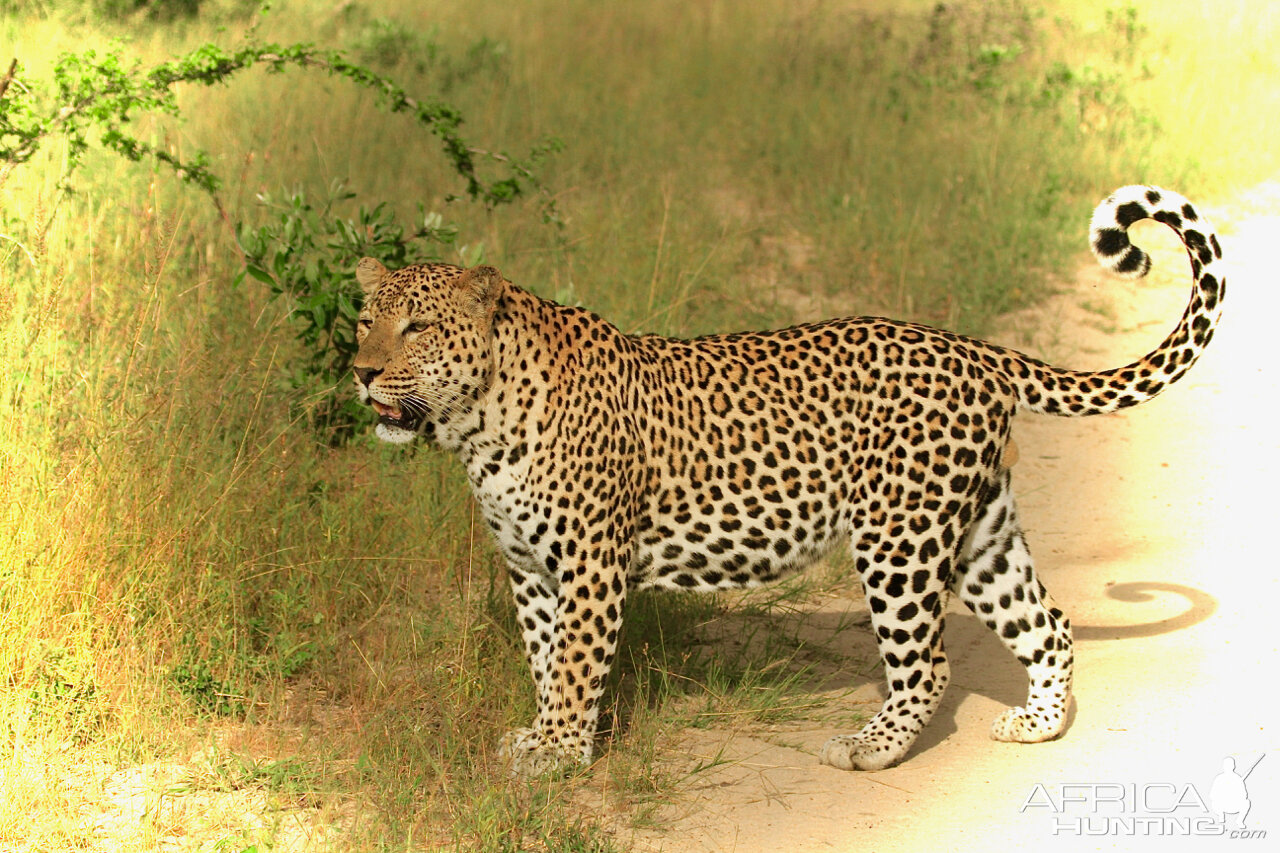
954,469 -> 1073,742
819,539 -> 955,771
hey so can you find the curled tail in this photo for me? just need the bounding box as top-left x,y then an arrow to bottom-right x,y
1008,185 -> 1225,416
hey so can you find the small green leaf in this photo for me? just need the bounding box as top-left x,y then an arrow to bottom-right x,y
244,265 -> 274,286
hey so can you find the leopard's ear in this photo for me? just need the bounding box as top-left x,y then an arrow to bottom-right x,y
356,257 -> 388,295
457,265 -> 506,321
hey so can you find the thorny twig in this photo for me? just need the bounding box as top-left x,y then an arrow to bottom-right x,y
0,58 -> 17,101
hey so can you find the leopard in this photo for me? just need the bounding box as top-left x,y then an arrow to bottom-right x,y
351,186 -> 1225,777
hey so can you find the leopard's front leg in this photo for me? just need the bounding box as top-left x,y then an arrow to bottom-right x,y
501,565 -> 558,755
499,550 -> 629,778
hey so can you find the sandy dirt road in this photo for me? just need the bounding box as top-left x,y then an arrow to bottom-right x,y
629,186 -> 1280,853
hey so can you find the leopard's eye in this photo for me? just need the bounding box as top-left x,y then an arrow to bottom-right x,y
357,317 -> 372,331
405,321 -> 432,335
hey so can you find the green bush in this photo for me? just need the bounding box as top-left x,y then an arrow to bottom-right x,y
235,181 -> 464,443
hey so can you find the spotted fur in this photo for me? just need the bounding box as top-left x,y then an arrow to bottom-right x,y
351,186 -> 1224,776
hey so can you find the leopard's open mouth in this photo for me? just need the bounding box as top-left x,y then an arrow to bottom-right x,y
371,400 -> 423,432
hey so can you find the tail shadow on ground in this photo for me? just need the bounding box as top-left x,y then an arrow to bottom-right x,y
1073,581 -> 1218,640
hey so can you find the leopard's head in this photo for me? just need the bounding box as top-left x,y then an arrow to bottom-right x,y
352,258 -> 506,444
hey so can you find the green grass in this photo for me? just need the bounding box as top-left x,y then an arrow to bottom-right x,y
3,0 -> 1278,849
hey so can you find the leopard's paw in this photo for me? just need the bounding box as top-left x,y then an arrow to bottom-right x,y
819,733 -> 906,772
990,705 -> 1067,743
497,728 -> 590,779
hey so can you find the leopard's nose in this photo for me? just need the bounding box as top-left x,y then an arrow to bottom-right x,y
354,366 -> 383,387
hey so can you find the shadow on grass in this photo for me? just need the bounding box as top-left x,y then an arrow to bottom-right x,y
592,577 -> 1219,775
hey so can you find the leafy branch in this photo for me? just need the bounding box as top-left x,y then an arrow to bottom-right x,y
0,39 -> 562,216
